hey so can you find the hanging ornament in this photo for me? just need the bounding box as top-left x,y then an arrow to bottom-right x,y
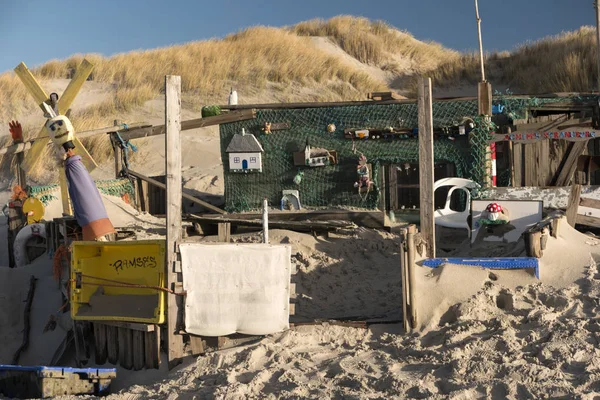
480,202 -> 510,225
353,154 -> 372,199
293,170 -> 304,185
327,123 -> 336,133
262,122 -> 272,134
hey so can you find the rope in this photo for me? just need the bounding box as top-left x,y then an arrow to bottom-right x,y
74,273 -> 182,295
53,245 -> 69,281
113,131 -> 137,171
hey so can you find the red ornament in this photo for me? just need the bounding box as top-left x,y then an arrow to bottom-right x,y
486,203 -> 503,213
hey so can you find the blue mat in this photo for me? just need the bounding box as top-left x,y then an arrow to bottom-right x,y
422,257 -> 540,279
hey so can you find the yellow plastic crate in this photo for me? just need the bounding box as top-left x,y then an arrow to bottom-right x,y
71,240 -> 166,324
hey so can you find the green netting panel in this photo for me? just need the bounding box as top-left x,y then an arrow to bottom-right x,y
27,178 -> 134,206
221,102 -> 476,212
220,95 -> 599,212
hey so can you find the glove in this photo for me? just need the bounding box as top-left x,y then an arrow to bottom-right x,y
8,120 -> 23,142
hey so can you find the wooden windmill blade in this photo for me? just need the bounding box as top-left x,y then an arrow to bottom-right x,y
14,63 -> 50,111
56,59 -> 94,115
15,59 -> 99,173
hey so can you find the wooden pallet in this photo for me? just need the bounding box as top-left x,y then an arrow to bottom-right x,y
93,322 -> 160,370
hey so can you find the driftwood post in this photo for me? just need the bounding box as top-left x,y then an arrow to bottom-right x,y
418,78 -> 435,258
399,228 -> 409,332
262,198 -> 269,244
165,75 -> 184,369
406,224 -> 417,329
111,119 -> 123,179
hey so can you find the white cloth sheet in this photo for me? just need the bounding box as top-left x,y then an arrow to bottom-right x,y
179,243 -> 291,336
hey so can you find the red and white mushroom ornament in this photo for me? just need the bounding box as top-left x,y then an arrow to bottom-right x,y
485,202 -> 503,221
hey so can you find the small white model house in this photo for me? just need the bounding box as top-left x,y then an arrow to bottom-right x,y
226,128 -> 264,173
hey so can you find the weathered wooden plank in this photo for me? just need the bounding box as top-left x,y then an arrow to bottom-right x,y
187,214 -> 356,231
117,327 -> 133,369
121,109 -> 256,141
192,209 -> 383,229
577,214 -> 600,227
555,142 -> 588,186
379,164 -> 387,211
406,225 -> 417,329
418,78 -> 435,258
144,327 -> 160,369
14,62 -> 49,109
126,169 -> 225,214
165,75 -> 185,370
580,197 -> 600,209
93,324 -> 107,365
71,136 -> 99,172
15,151 -> 26,188
189,335 -> 204,356
512,143 -> 523,187
218,93 -> 596,110
399,228 -> 409,333
57,59 -> 94,115
524,231 -> 543,258
99,321 -> 155,332
389,165 -> 398,210
218,222 -> 231,242
132,330 -> 145,371
523,143 -> 537,186
540,140 -> 551,186
478,82 -> 492,116
566,184 -> 582,226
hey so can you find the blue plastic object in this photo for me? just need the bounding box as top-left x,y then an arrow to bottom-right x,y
492,104 -> 505,114
422,257 -> 540,279
0,365 -> 117,398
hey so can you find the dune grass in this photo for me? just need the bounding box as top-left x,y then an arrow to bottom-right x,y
292,15 -> 459,72
0,18 -> 596,182
425,26 -> 598,94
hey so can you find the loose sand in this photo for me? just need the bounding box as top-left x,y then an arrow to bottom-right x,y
2,191 -> 600,398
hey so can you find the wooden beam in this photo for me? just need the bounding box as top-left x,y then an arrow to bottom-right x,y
165,75 -> 184,370
57,59 -> 94,115
478,82 -> 492,116
121,109 -> 257,141
577,214 -> 600,227
417,77 -> 435,258
217,93 -> 598,111
126,169 -> 226,214
580,197 -> 600,209
566,184 -> 582,226
555,141 -> 588,186
98,321 -> 155,332
187,214 -> 356,231
14,62 -> 49,110
0,123 -> 149,156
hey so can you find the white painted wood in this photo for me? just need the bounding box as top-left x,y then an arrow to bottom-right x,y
418,77 -> 435,258
164,75 -> 184,369
262,198 -> 269,244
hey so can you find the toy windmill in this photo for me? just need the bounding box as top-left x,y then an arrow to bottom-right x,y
14,59 -> 99,215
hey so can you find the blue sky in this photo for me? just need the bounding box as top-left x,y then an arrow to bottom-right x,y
0,0 -> 594,73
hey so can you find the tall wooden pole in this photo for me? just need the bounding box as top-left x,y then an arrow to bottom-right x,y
418,77 -> 435,259
475,0 -> 486,82
595,0 -> 600,93
165,75 -> 184,369
262,198 -> 269,244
